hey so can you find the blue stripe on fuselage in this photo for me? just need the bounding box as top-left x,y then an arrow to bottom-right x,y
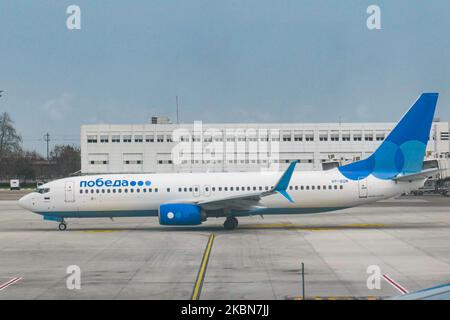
37,207 -> 348,219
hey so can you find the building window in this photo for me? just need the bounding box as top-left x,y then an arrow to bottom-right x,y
145,135 -> 155,142
330,134 -> 339,142
111,135 -> 120,143
100,135 -> 109,143
124,160 -> 142,165
87,135 -> 97,143
90,160 -> 108,165
123,135 -> 132,143
134,135 -> 143,143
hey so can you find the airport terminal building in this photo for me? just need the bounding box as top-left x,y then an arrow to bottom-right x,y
80,117 -> 450,174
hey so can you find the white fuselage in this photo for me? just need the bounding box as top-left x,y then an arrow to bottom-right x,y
18,168 -> 425,219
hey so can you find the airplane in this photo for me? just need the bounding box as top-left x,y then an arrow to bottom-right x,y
18,93 -> 439,231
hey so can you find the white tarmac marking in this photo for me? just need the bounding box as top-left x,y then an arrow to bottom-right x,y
0,277 -> 23,291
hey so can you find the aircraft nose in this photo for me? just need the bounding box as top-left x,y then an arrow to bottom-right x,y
18,194 -> 33,211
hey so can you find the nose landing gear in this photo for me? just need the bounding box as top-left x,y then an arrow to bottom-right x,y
224,217 -> 238,230
58,221 -> 67,231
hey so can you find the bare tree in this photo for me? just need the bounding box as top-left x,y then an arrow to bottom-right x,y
0,112 -> 22,178
0,112 -> 22,156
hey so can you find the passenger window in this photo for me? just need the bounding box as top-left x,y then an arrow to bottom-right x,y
230,187 -> 234,191
317,186 -> 321,190
328,185 -> 332,190
102,189 -> 105,193
130,189 -> 134,193
311,186 -> 315,190
167,188 -> 170,192
143,188 -> 147,193
178,188 -> 182,192
340,185 -> 343,190
118,189 -> 122,193
323,185 -> 326,190
125,189 -> 128,193
96,189 -> 100,193
224,187 -> 228,191
334,185 -> 338,190
301,186 -> 304,190
155,188 -> 158,192
137,189 -> 140,193
306,186 -> 310,190
219,187 -> 222,191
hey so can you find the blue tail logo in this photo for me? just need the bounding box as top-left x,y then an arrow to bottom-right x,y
339,93 -> 439,180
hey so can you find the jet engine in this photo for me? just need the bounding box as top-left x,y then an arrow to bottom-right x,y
158,204 -> 205,226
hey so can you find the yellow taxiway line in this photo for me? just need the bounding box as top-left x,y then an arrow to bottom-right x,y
191,233 -> 215,300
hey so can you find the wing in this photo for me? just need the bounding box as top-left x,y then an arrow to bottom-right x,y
388,282 -> 450,300
197,160 -> 298,212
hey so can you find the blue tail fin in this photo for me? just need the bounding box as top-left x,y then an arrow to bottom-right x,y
339,93 -> 439,180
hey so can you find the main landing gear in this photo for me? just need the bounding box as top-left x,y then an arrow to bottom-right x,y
58,221 -> 67,231
224,217 -> 238,230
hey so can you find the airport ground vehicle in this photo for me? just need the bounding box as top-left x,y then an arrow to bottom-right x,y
10,179 -> 20,191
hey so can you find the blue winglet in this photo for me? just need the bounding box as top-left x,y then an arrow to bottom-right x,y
273,160 -> 298,202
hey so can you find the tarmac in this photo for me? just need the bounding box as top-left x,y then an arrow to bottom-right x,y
0,190 -> 449,300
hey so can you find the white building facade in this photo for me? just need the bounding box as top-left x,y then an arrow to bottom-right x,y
80,120 -> 450,174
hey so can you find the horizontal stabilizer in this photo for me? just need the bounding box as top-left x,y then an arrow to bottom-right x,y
393,168 -> 440,182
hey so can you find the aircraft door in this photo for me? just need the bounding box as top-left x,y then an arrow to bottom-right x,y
65,181 -> 75,202
358,178 -> 368,198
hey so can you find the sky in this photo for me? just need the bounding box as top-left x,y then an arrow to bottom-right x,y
0,0 -> 449,155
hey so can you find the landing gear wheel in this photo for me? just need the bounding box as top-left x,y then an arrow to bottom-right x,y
231,217 -> 238,227
58,222 -> 67,231
224,217 -> 238,230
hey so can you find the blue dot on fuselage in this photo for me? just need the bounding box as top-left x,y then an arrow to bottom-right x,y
130,181 -> 136,186
138,181 -> 144,186
145,181 -> 151,186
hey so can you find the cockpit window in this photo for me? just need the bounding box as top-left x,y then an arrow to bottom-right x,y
36,188 -> 50,194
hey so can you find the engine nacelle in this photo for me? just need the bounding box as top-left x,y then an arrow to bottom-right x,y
158,204 -> 203,226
